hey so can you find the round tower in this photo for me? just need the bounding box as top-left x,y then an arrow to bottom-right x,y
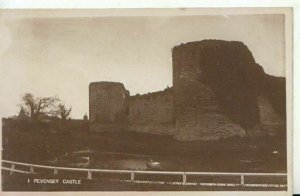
89,82 -> 129,132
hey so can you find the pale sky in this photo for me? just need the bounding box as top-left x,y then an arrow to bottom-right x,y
0,10 -> 286,119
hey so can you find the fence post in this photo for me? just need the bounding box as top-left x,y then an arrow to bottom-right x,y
183,172 -> 187,184
30,166 -> 34,174
87,171 -> 92,180
131,172 -> 135,181
10,164 -> 15,175
54,169 -> 58,175
241,174 -> 244,186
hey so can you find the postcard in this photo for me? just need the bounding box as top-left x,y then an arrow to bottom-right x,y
0,8 -> 293,195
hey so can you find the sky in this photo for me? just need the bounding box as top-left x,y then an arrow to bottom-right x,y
0,10 -> 286,119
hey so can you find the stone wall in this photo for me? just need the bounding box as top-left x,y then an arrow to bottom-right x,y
89,40 -> 286,141
172,40 -> 248,140
89,82 -> 129,132
258,95 -> 286,136
128,88 -> 175,135
172,40 -> 285,140
89,82 -> 174,134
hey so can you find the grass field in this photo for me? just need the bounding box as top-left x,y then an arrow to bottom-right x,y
2,120 -> 287,191
2,126 -> 287,172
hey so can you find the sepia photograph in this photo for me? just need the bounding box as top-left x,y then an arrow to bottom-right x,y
0,8 -> 292,193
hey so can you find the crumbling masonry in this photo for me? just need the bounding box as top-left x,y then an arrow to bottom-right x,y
89,40 -> 286,141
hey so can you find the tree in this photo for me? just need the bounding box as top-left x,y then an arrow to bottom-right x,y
20,93 -> 60,121
57,103 -> 72,121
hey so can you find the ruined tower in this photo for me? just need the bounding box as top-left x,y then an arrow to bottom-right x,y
87,40 -> 285,140
172,40 -> 248,140
89,82 -> 129,132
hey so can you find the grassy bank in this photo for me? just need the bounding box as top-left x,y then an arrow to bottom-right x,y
2,119 -> 287,173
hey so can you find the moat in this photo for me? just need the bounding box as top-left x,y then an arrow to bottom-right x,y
46,146 -> 286,173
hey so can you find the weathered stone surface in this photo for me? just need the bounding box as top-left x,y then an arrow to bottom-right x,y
258,95 -> 285,136
172,40 -> 285,140
261,74 -> 286,116
89,82 -> 129,132
128,88 -> 174,135
172,79 -> 246,141
172,40 -> 252,140
88,40 -> 286,141
89,82 -> 174,135
258,74 -> 286,136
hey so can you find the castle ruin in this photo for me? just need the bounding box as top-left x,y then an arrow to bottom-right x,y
89,40 -> 286,141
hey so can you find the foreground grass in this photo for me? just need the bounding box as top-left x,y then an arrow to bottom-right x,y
2,120 -> 287,173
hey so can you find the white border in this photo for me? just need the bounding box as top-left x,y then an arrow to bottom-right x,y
0,0 -> 298,8
0,0 -> 298,195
